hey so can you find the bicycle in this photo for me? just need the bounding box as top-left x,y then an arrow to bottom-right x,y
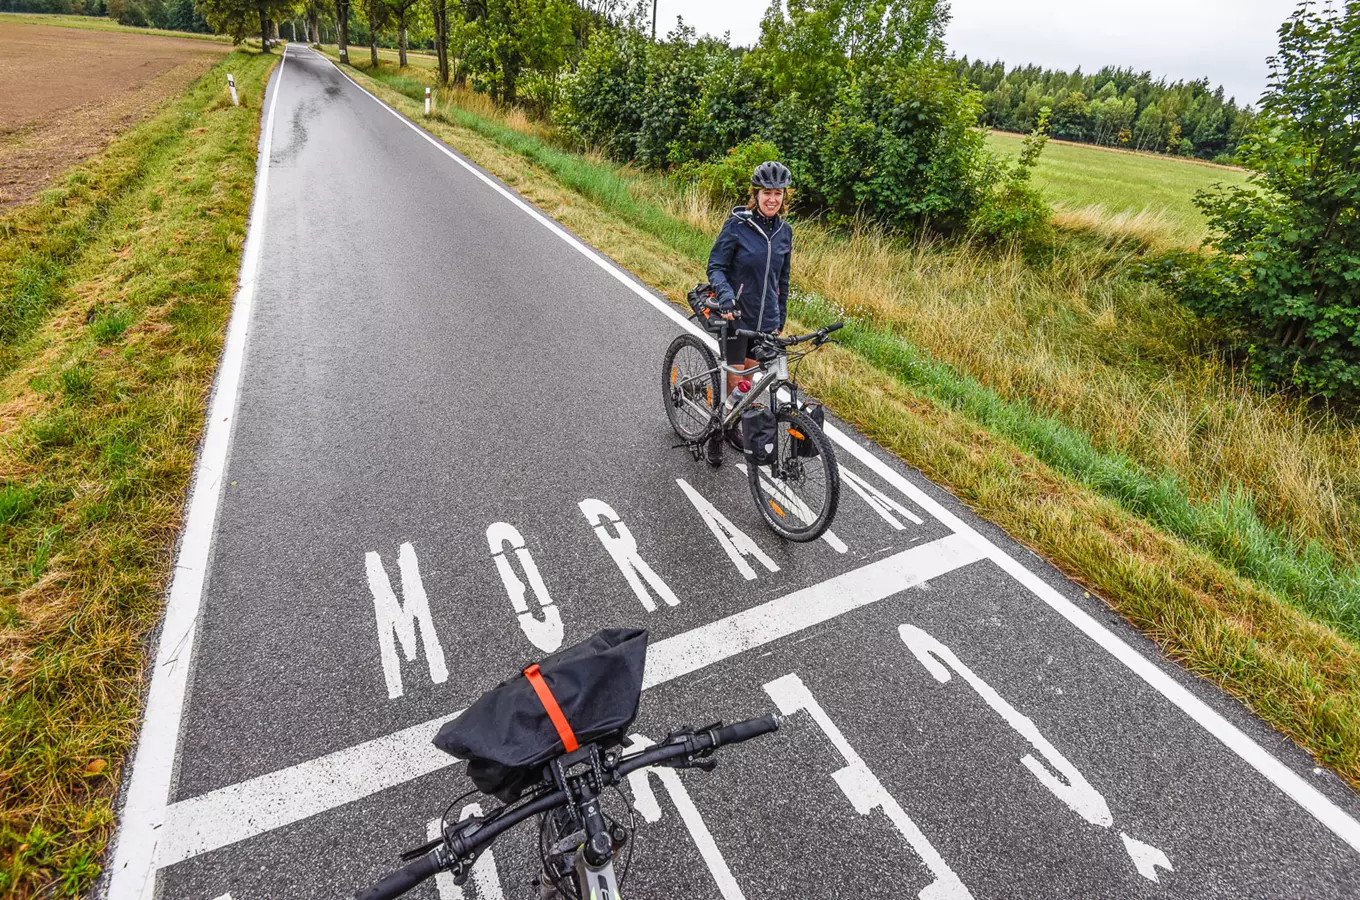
662,289 -> 844,542
357,629 -> 780,900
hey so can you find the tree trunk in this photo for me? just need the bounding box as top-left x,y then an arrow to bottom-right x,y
398,18 -> 408,67
432,0 -> 449,86
308,9 -> 319,44
259,6 -> 271,50
336,0 -> 349,62
370,30 -> 379,67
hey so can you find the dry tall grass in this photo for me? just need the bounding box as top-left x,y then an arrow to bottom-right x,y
394,61 -> 1360,575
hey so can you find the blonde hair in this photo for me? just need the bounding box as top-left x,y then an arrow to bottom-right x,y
746,185 -> 791,215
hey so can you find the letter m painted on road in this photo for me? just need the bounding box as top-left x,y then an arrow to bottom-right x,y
365,542 -> 449,699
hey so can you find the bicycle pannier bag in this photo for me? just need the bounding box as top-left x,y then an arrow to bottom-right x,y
433,628 -> 648,801
741,406 -> 778,465
687,282 -> 726,335
795,402 -> 824,458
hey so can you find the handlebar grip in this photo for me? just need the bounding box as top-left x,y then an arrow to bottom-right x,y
711,713 -> 780,748
824,322 -> 845,334
356,850 -> 442,900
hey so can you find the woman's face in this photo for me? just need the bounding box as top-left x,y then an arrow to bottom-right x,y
757,188 -> 784,217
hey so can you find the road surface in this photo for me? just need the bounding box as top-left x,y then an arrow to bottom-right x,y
100,47 -> 1360,900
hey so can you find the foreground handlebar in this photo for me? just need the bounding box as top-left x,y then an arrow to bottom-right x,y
357,849 -> 443,900
712,713 -> 780,747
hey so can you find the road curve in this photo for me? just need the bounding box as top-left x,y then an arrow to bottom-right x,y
99,46 -> 1360,900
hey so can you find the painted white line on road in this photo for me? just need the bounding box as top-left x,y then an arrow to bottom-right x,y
104,47 -> 290,900
155,533 -> 983,864
310,52 -> 1360,853
160,714 -> 461,866
641,533 -> 980,689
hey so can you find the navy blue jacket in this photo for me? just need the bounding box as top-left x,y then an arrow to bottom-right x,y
706,207 -> 792,333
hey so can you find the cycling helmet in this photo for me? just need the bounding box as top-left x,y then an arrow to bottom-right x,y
751,160 -> 792,189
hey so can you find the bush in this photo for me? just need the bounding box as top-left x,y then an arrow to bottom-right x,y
970,108 -> 1053,244
678,138 -> 783,208
1160,2 -> 1360,402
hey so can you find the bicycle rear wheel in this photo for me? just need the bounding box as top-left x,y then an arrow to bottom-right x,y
662,334 -> 721,442
747,408 -> 839,542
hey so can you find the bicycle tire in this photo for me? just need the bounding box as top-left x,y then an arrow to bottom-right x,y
662,334 -> 721,443
747,408 -> 840,542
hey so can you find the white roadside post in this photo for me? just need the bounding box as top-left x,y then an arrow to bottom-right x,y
227,74 -> 239,106
424,87 -> 431,116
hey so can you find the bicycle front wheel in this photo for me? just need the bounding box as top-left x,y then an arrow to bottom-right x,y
662,333 -> 721,442
747,408 -> 840,542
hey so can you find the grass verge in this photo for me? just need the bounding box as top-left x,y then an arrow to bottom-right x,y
0,47 -> 276,897
331,55 -> 1360,789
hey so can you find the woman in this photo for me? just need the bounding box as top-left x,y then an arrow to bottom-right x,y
704,160 -> 794,466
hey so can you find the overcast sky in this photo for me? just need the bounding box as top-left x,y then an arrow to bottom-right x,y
664,0 -> 1298,107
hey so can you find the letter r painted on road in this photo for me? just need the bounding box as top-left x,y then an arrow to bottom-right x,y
579,499 -> 680,612
487,522 -> 564,653
364,542 -> 449,700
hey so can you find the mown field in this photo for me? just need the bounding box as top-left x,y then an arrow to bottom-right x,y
0,23 -> 276,894
0,18 -> 228,206
986,129 -> 1253,245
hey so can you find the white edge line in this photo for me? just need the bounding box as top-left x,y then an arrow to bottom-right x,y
319,50 -> 1360,854
155,534 -> 984,864
103,47 -> 289,900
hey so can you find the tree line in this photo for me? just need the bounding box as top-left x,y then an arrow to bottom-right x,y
954,58 -> 1258,162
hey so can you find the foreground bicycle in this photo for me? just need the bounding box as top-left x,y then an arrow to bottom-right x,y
662,286 -> 844,541
359,629 -> 779,900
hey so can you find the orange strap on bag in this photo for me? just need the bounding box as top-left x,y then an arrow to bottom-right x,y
524,664 -> 579,752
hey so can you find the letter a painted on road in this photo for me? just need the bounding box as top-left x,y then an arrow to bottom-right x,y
676,479 -> 778,581
365,542 -> 449,699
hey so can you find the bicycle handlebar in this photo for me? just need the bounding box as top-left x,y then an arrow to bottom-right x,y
358,849 -> 444,900
732,322 -> 843,347
357,713 -> 780,900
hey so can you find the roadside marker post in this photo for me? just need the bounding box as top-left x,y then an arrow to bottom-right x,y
424,87 -> 431,116
227,74 -> 239,106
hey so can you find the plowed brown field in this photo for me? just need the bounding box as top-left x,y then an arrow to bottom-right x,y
0,20 -> 227,206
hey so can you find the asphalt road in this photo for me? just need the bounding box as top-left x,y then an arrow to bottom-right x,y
100,47 -> 1360,900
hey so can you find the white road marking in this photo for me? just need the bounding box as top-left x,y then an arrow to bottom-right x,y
300,68 -> 1359,861
114,50 -> 1360,896
429,805 -> 506,900
641,533 -> 981,689
841,466 -> 924,529
104,46 -> 289,900
487,522 -> 564,653
764,673 -> 974,900
734,462 -> 848,553
366,542 -> 450,699
624,734 -> 746,899
579,498 -> 681,611
676,478 -> 779,581
158,712 -> 462,866
1121,832 -> 1174,883
900,624 -> 1113,828
154,534 -> 980,864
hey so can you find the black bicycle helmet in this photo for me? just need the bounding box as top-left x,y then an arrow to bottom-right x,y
751,160 -> 792,189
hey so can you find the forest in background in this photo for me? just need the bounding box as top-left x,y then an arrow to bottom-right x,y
955,58 -> 1258,162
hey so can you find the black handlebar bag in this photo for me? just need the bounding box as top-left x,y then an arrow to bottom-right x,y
433,628 -> 648,801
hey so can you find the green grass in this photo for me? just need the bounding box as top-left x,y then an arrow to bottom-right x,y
987,130 -> 1253,245
0,10 -> 232,41
335,56 -> 1360,790
0,47 -> 275,898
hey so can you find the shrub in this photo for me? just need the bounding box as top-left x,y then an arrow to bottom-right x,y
1161,2 -> 1360,402
678,138 -> 783,208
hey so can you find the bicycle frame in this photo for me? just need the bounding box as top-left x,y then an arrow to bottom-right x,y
672,324 -> 794,441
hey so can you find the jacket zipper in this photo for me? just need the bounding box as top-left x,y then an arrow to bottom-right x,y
746,217 -> 785,331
